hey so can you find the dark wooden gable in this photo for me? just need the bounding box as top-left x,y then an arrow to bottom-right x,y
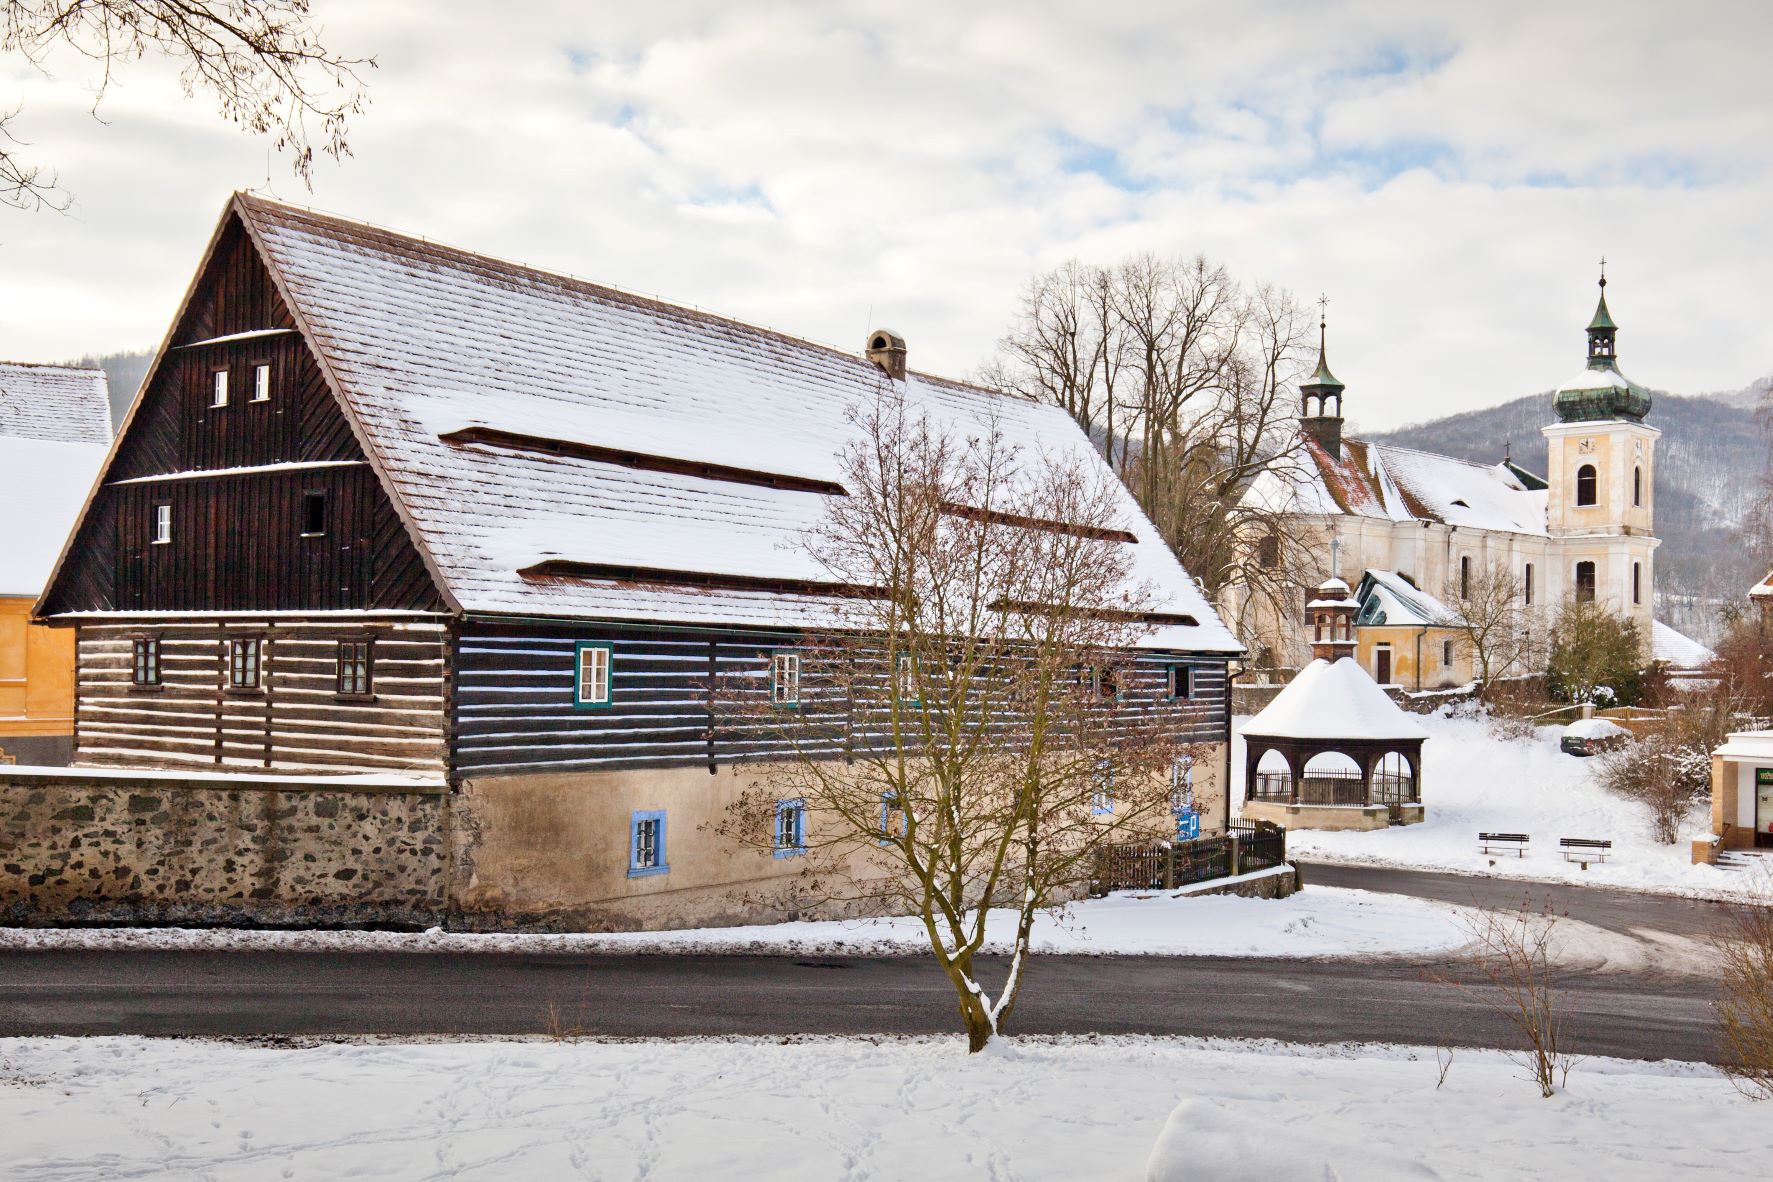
40,207 -> 445,615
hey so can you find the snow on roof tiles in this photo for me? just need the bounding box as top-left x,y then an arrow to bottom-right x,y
1651,620 -> 1713,670
238,197 -> 1239,651
1252,432 -> 1547,536
1356,570 -> 1460,628
1241,656 -> 1428,742
0,362 -> 111,446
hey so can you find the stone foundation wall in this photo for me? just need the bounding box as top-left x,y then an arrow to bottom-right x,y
0,772 -> 449,927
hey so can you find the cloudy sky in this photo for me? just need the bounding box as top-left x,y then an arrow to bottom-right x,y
1,0 -> 1767,431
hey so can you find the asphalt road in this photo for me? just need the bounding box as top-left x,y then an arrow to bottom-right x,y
1298,862 -> 1745,940
0,866 -> 1739,1060
0,947 -> 1722,1060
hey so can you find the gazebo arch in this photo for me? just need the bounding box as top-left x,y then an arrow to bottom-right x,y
1240,576 -> 1429,829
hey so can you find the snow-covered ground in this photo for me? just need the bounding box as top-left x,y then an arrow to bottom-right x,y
0,880 -> 1474,960
0,1035 -> 1761,1180
1239,712 -> 1769,902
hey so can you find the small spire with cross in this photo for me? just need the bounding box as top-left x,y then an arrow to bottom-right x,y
1598,255 -> 1607,289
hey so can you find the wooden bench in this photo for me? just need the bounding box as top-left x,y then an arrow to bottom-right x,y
1560,837 -> 1611,867
1478,832 -> 1530,857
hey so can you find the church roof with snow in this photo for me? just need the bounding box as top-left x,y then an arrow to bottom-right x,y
88,195 -> 1239,651
1242,656 -> 1428,742
1246,436 -> 1549,536
1354,570 -> 1461,628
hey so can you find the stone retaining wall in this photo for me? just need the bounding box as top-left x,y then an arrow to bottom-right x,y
0,772 -> 449,927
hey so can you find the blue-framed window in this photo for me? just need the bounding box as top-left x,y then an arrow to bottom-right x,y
1090,760 -> 1114,815
629,809 -> 667,877
771,651 -> 801,708
575,642 -> 613,707
1170,755 -> 1195,814
1166,665 -> 1192,700
880,791 -> 905,841
774,799 -> 807,858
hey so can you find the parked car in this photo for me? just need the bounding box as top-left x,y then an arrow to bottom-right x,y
1560,717 -> 1630,757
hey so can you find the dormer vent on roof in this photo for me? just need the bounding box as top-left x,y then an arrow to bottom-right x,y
866,328 -> 908,381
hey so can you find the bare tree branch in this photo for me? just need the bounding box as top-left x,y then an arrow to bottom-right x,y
2,0 -> 374,208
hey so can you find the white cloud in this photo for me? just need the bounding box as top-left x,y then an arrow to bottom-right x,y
0,0 -> 1767,431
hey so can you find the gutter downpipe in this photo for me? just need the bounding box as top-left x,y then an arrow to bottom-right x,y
1416,627 -> 1425,691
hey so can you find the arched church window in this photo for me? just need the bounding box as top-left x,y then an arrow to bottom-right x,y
1523,563 -> 1534,605
1460,556 -> 1471,598
1256,535 -> 1279,568
1575,561 -> 1596,603
1633,466 -> 1642,507
1576,464 -> 1598,507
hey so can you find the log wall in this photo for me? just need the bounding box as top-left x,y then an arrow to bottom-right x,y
74,617 -> 450,775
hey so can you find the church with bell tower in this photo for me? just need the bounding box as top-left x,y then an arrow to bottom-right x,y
1232,271 -> 1669,688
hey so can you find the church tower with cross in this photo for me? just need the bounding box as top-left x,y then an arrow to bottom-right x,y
1229,265 -> 1673,686
1541,261 -> 1660,637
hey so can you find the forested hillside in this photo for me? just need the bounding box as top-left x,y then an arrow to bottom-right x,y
1367,383 -> 1771,643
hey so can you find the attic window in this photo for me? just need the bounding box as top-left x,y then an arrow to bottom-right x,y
210,370 -> 229,408
151,503 -> 172,545
301,492 -> 327,537
252,364 -> 272,402
1450,499 -> 1469,508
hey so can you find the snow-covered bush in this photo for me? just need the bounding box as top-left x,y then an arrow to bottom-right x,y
1597,701 -> 1733,843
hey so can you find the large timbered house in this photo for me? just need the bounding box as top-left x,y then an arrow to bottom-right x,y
31,194 -> 1241,928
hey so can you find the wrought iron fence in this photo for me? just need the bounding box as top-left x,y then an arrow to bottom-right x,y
1092,824 -> 1287,894
1296,771 -> 1368,807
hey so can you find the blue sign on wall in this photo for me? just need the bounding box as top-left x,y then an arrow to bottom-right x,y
1175,809 -> 1202,841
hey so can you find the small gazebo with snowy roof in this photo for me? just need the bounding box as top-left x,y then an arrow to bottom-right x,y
1242,577 -> 1428,830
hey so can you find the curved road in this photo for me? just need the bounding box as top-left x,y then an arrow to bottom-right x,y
0,866 -> 1739,1061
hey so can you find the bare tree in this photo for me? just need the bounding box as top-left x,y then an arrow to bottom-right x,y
988,254 -> 1319,654
2,0 -> 373,209
1455,901 -> 1577,1098
716,391 -> 1196,1053
1718,885 -> 1773,1099
1442,560 -> 1545,692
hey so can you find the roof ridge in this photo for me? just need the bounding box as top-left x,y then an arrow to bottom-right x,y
233,192 -> 1021,405
0,360 -> 106,375
1359,436 -> 1508,473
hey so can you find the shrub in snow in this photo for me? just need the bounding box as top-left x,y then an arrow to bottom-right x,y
1597,697 -> 1736,844
1719,889 -> 1773,1099
1145,1098 -> 1441,1181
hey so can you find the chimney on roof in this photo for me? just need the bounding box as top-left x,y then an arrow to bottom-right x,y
865,328 -> 907,382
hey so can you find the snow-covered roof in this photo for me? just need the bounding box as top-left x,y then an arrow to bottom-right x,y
1713,730 -> 1773,761
1556,366 -> 1635,394
230,197 -> 1238,652
1749,570 -> 1773,602
0,436 -> 111,596
1245,435 -> 1548,536
1355,570 -> 1461,628
0,362 -> 111,446
1241,657 -> 1429,742
1651,620 -> 1713,670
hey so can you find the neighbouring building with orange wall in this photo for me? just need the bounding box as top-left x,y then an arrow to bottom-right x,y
0,363 -> 112,765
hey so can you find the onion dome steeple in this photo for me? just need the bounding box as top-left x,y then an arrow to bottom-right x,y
1553,262 -> 1652,424
1301,296 -> 1346,452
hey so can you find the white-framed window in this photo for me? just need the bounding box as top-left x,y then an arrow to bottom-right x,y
252,364 -> 272,402
211,370 -> 229,408
229,638 -> 262,690
151,503 -> 172,545
896,652 -> 917,702
576,643 -> 612,706
772,652 -> 800,707
774,799 -> 807,858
